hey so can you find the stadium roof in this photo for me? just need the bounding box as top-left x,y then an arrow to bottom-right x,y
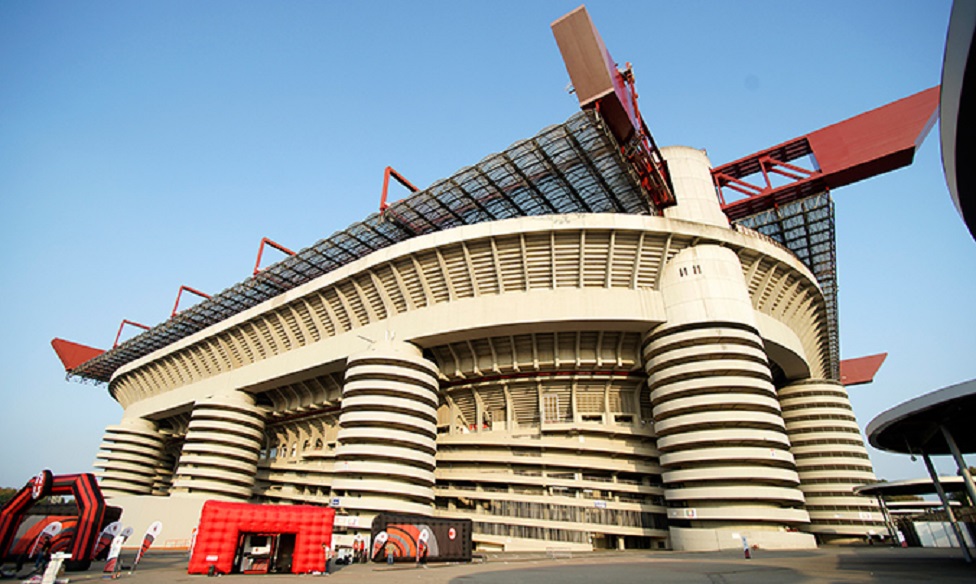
63,110 -> 654,383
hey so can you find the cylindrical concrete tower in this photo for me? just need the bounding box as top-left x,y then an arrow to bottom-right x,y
644,245 -> 810,541
94,416 -> 165,497
661,146 -> 729,228
643,147 -> 812,549
332,340 -> 439,519
779,379 -> 884,540
170,391 -> 265,500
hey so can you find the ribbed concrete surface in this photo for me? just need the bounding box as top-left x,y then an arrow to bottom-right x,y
780,379 -> 884,537
170,391 -> 265,500
95,418 -> 164,497
332,341 -> 439,518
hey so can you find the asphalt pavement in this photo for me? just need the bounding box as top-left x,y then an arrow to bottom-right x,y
7,546 -> 975,583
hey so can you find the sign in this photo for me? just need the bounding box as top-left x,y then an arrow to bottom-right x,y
668,508 -> 696,519
31,471 -> 49,500
333,515 -> 360,527
330,498 -> 341,508
594,500 -> 607,509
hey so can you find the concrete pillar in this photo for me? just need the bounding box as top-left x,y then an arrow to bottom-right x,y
332,339 -> 439,520
660,146 -> 729,228
779,379 -> 884,539
644,243 -> 811,547
170,391 -> 265,500
94,416 -> 165,497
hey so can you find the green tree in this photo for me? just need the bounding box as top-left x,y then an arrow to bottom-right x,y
0,487 -> 18,507
886,493 -> 924,502
948,467 -> 976,505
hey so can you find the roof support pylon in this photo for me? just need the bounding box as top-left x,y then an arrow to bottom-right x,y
113,319 -> 150,348
253,237 -> 296,275
171,285 -> 211,318
379,166 -> 419,212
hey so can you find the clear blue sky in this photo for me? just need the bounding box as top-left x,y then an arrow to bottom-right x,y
1,1 -> 971,488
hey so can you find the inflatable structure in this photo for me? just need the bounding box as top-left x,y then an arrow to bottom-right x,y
0,471 -> 108,571
187,501 -> 334,575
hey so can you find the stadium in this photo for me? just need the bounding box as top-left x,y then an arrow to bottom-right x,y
51,7 -> 939,552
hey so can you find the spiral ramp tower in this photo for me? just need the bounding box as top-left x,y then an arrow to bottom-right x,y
779,380 -> 885,540
94,417 -> 165,497
169,391 -> 266,500
640,147 -> 814,550
331,340 -> 440,519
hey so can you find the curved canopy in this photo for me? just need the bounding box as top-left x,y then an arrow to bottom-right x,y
866,378 -> 976,455
855,476 -> 967,497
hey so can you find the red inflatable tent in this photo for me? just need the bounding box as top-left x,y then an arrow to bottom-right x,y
187,501 -> 334,575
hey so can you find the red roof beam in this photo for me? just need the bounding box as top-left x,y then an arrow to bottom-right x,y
171,285 -> 211,318
379,166 -> 420,212
113,319 -> 150,348
714,138 -> 813,180
253,237 -> 296,275
714,86 -> 940,220
763,156 -> 816,182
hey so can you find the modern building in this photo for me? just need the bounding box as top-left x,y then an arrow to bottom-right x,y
941,0 -> 976,240
52,6 -> 937,553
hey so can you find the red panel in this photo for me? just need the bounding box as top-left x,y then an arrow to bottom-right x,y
808,86 -> 940,188
551,5 -> 639,139
50,339 -> 105,372
840,353 -> 888,387
715,87 -> 940,220
188,501 -> 335,575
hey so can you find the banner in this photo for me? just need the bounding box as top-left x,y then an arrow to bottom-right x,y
131,521 -> 162,571
92,521 -> 122,560
370,531 -> 388,561
103,533 -> 125,574
28,521 -> 62,559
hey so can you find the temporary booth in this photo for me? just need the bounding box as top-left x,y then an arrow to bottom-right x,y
370,514 -> 472,563
187,501 -> 334,575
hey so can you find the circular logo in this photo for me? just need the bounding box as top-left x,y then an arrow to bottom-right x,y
31,471 -> 48,500
448,527 -> 456,540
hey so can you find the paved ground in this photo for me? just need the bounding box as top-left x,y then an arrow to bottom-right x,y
7,547 -> 975,583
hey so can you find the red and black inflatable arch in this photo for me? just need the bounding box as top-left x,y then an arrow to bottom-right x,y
0,471 -> 106,571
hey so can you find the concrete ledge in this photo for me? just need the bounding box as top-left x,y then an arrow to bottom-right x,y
670,526 -> 816,551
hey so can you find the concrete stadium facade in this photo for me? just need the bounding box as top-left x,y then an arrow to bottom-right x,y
92,146 -> 884,552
